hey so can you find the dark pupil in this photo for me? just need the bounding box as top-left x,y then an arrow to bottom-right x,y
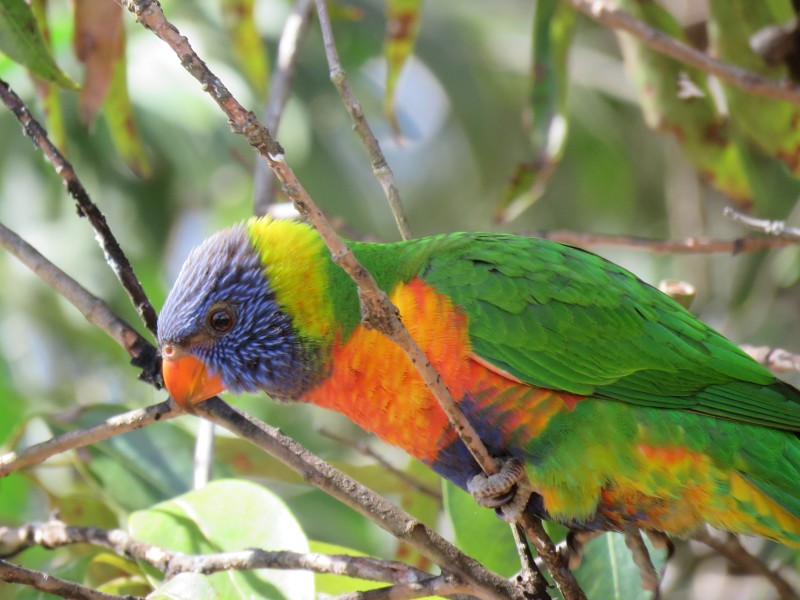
210,310 -> 233,332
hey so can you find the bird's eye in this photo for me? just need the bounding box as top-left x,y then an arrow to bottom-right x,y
208,308 -> 235,333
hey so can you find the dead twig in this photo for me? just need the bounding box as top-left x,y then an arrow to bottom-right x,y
724,206 -> 800,240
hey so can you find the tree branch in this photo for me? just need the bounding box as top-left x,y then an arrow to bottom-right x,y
0,400 -> 178,478
724,206 -> 800,239
253,0 -> 315,215
192,397 -> 521,600
0,222 -> 153,368
0,559 -> 138,600
313,0 -> 412,241
693,530 -> 800,600
0,79 -> 159,337
523,229 -> 798,254
0,518 -> 435,585
562,0 -> 800,105
122,3 -> 581,597
332,574 -> 471,600
319,428 -> 443,501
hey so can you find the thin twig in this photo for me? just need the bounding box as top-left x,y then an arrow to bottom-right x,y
331,575 -> 471,600
0,79 -> 159,336
0,559 -> 139,600
563,0 -> 800,105
319,428 -> 442,501
693,530 -> 800,600
0,518 -> 434,585
253,0 -> 315,215
313,0 -> 412,240
0,222 -> 153,368
0,401 -> 178,478
724,206 -> 800,239
122,3 -> 582,597
523,229 -> 799,254
192,397 -> 521,600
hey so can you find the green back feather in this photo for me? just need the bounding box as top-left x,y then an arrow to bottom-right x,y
342,231 -> 800,432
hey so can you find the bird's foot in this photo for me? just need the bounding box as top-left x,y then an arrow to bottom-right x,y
467,457 -> 533,522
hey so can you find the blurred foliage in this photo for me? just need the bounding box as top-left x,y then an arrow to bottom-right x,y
1,0 -> 800,598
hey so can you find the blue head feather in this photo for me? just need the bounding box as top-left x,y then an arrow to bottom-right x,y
158,224 -> 320,399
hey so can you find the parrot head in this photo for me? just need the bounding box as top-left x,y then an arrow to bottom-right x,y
157,223 -> 317,407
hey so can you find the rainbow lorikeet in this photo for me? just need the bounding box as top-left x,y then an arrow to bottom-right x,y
158,216 -> 800,546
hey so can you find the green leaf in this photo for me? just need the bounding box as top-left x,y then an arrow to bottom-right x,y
45,405 -> 195,512
707,0 -> 800,206
383,0 -> 422,136
129,479 -> 314,600
30,0 -> 67,153
497,0 -> 575,223
148,572 -> 219,600
220,0 -> 269,97
573,533 -> 667,600
613,0 -> 752,205
103,40 -> 153,178
442,480 -> 519,577
0,0 -> 77,88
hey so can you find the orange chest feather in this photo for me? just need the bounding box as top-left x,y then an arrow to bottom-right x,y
301,279 -> 575,463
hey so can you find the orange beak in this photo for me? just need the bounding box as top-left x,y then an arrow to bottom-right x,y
161,346 -> 225,407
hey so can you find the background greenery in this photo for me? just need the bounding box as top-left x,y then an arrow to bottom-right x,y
1,0 -> 800,598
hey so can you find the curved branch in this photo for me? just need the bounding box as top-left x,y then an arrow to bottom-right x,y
0,79 -> 159,337
563,0 -> 800,105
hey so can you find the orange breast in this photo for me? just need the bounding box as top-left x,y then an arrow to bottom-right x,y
302,278 -> 577,464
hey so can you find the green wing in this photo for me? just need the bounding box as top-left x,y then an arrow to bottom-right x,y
418,232 -> 800,432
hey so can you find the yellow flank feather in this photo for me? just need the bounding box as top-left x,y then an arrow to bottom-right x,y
247,217 -> 334,344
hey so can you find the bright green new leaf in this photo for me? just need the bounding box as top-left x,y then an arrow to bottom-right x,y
0,0 -> 77,88
383,0 -> 422,137
129,479 -> 314,600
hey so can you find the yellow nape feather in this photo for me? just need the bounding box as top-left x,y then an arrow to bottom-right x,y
247,216 -> 334,344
